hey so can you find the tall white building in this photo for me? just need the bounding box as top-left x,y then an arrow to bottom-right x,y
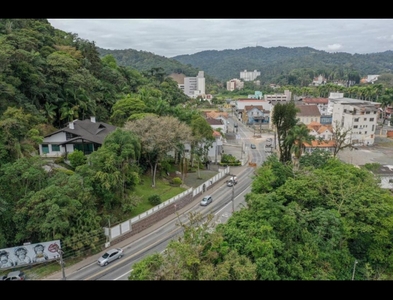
184,71 -> 205,98
330,97 -> 380,146
240,70 -> 260,82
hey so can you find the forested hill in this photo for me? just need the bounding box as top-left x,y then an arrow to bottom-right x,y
98,45 -> 393,84
172,47 -> 393,82
96,47 -> 201,78
96,47 -> 221,88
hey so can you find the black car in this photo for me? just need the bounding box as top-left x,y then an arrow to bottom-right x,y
250,144 -> 256,149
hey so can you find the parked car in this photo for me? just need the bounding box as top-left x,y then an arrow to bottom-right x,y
266,138 -> 272,142
250,144 -> 256,149
265,144 -> 272,148
200,195 -> 213,206
97,248 -> 123,266
2,270 -> 26,281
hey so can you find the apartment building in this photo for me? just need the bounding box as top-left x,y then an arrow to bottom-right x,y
240,69 -> 260,82
183,71 -> 206,98
331,98 -> 380,146
226,78 -> 244,91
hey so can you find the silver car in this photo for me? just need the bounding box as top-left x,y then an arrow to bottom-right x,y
97,248 -> 123,266
200,195 -> 213,206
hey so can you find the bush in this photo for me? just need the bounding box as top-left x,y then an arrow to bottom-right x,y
171,177 -> 182,185
68,150 -> 87,168
148,194 -> 161,206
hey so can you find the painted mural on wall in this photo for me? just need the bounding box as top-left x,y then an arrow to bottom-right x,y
0,240 -> 61,270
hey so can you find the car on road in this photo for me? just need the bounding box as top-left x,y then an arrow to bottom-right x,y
266,138 -> 272,142
250,144 -> 256,149
97,248 -> 123,266
2,270 -> 26,281
200,195 -> 213,206
227,176 -> 238,187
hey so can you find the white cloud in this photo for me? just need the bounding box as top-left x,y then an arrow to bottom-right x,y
327,44 -> 343,52
48,19 -> 393,57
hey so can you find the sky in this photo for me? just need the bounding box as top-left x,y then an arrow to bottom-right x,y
47,19 -> 393,58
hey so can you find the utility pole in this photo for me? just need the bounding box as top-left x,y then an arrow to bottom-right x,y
231,178 -> 235,213
58,249 -> 66,280
351,260 -> 358,280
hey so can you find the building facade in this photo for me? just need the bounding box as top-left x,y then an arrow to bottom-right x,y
183,71 -> 205,98
330,98 -> 380,146
226,78 -> 244,91
240,69 -> 260,82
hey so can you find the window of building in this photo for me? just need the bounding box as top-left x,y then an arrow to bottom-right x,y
365,131 -> 367,134
370,118 -> 374,121
354,118 -> 359,122
364,118 -> 367,121
353,125 -> 358,128
52,144 -> 60,151
366,111 -> 370,114
42,144 -> 49,154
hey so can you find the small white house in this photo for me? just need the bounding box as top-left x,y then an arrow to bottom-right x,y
39,117 -> 117,157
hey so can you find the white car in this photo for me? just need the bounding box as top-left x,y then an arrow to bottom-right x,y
97,248 -> 123,266
200,195 -> 213,206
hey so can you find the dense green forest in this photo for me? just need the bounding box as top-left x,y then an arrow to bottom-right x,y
0,18 -> 213,257
1,19 -> 393,280
130,153 -> 393,280
98,45 -> 393,88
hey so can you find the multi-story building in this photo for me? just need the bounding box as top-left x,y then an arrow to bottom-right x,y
330,98 -> 380,146
264,90 -> 292,102
226,78 -> 244,91
240,70 -> 260,82
183,71 -> 205,98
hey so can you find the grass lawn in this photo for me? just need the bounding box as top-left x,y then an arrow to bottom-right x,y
129,174 -> 186,217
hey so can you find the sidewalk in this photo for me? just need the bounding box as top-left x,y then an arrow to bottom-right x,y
43,163 -> 249,280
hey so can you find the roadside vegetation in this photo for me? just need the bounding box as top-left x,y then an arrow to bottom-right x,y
1,19 -> 393,280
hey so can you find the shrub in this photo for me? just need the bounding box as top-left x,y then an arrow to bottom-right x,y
148,194 -> 161,206
54,155 -> 65,164
68,150 -> 87,168
171,177 -> 182,185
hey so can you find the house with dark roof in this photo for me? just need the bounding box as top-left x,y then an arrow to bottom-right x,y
39,117 -> 117,157
296,105 -> 321,125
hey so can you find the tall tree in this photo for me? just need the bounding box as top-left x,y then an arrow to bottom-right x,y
285,123 -> 315,167
331,120 -> 353,157
271,101 -> 299,163
124,115 -> 193,187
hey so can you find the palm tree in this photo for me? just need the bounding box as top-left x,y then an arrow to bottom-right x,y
285,123 -> 315,166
